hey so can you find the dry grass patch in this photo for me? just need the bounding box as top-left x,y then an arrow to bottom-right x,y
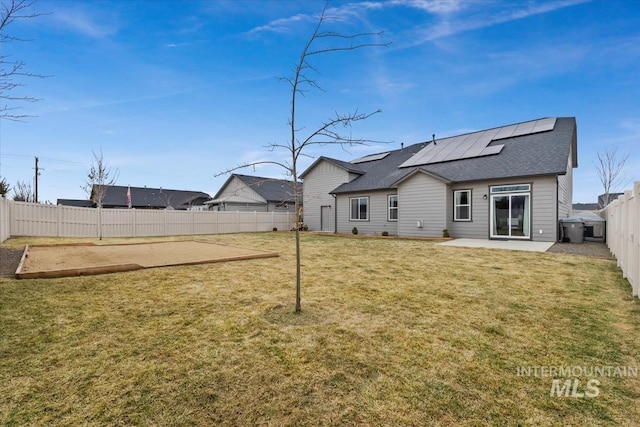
1,233 -> 639,426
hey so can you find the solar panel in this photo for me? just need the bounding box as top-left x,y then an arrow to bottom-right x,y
351,152 -> 390,163
399,118 -> 557,168
532,117 -> 556,133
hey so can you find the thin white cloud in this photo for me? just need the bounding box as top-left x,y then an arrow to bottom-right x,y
247,13 -> 316,35
49,7 -> 118,39
247,2 -> 384,35
390,0 -> 463,14
405,0 -> 590,46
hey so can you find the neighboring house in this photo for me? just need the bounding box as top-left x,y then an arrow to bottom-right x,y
206,174 -> 301,213
598,192 -> 624,209
301,117 -> 577,242
57,199 -> 95,208
86,185 -> 211,210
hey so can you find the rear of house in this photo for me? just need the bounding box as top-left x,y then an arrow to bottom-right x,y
301,117 -> 577,242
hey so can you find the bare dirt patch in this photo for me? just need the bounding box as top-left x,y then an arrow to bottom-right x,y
16,240 -> 278,279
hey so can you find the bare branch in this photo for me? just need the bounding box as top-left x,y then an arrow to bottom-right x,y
594,146 -> 630,208
0,0 -> 49,120
11,179 -> 34,202
214,160 -> 291,178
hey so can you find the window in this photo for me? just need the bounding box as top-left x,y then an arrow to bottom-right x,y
388,195 -> 398,221
350,197 -> 369,221
454,190 -> 471,221
491,184 -> 530,193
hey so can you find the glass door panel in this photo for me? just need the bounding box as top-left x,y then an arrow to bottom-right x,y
491,193 -> 530,239
492,196 -> 510,236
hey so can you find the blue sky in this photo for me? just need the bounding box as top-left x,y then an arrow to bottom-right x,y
1,0 -> 638,204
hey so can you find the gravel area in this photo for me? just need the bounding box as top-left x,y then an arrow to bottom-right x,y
546,241 -> 614,259
0,246 -> 25,277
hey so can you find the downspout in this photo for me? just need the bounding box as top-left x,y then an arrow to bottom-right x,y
332,193 -> 337,234
555,175 -> 560,242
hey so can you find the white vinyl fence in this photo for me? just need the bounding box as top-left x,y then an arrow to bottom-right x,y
0,197 -> 10,243
603,181 -> 639,299
0,198 -> 294,242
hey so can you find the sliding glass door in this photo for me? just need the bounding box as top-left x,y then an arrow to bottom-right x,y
490,185 -> 531,239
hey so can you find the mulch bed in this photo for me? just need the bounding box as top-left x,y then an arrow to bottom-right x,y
0,246 -> 25,277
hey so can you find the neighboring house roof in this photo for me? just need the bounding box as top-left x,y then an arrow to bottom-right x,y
212,174 -> 301,204
304,117 -> 577,194
572,202 -> 599,211
598,192 -> 624,208
93,185 -> 211,209
57,199 -> 94,208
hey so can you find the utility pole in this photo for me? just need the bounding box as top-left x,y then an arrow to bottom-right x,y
34,156 -> 40,203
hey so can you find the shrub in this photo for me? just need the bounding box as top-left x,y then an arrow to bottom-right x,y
352,227 -> 358,235
442,228 -> 450,238
381,231 -> 389,236
272,227 -> 278,232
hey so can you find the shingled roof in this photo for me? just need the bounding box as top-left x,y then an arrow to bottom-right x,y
318,117 -> 577,194
94,185 -> 211,209
214,174 -> 301,204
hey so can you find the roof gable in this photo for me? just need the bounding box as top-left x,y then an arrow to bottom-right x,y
299,156 -> 365,179
216,174 -> 300,203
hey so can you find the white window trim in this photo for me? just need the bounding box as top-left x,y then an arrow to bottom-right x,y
454,189 -> 472,222
350,196 -> 369,221
388,195 -> 398,222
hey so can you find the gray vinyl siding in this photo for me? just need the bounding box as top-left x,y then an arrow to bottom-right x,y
530,176 -> 559,242
448,185 -> 488,239
448,176 -> 559,242
557,147 -> 573,219
218,176 -> 265,204
397,173 -> 447,237
302,160 -> 351,232
335,190 -> 398,235
219,203 -> 268,212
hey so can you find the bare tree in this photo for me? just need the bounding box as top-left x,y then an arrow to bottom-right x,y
11,179 -> 33,201
1,0 -> 49,121
82,150 -> 118,240
216,5 -> 389,312
83,149 -> 119,208
0,176 -> 9,196
595,146 -> 630,208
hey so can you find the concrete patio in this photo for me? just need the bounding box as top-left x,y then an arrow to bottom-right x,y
437,238 -> 555,252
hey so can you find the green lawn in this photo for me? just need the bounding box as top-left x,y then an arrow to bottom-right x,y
1,233 -> 638,426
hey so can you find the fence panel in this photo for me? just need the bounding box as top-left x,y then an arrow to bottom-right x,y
101,209 -> 135,238
0,197 -> 10,243
59,205 -> 99,237
604,181 -> 639,298
11,202 -> 59,237
0,201 -> 295,242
